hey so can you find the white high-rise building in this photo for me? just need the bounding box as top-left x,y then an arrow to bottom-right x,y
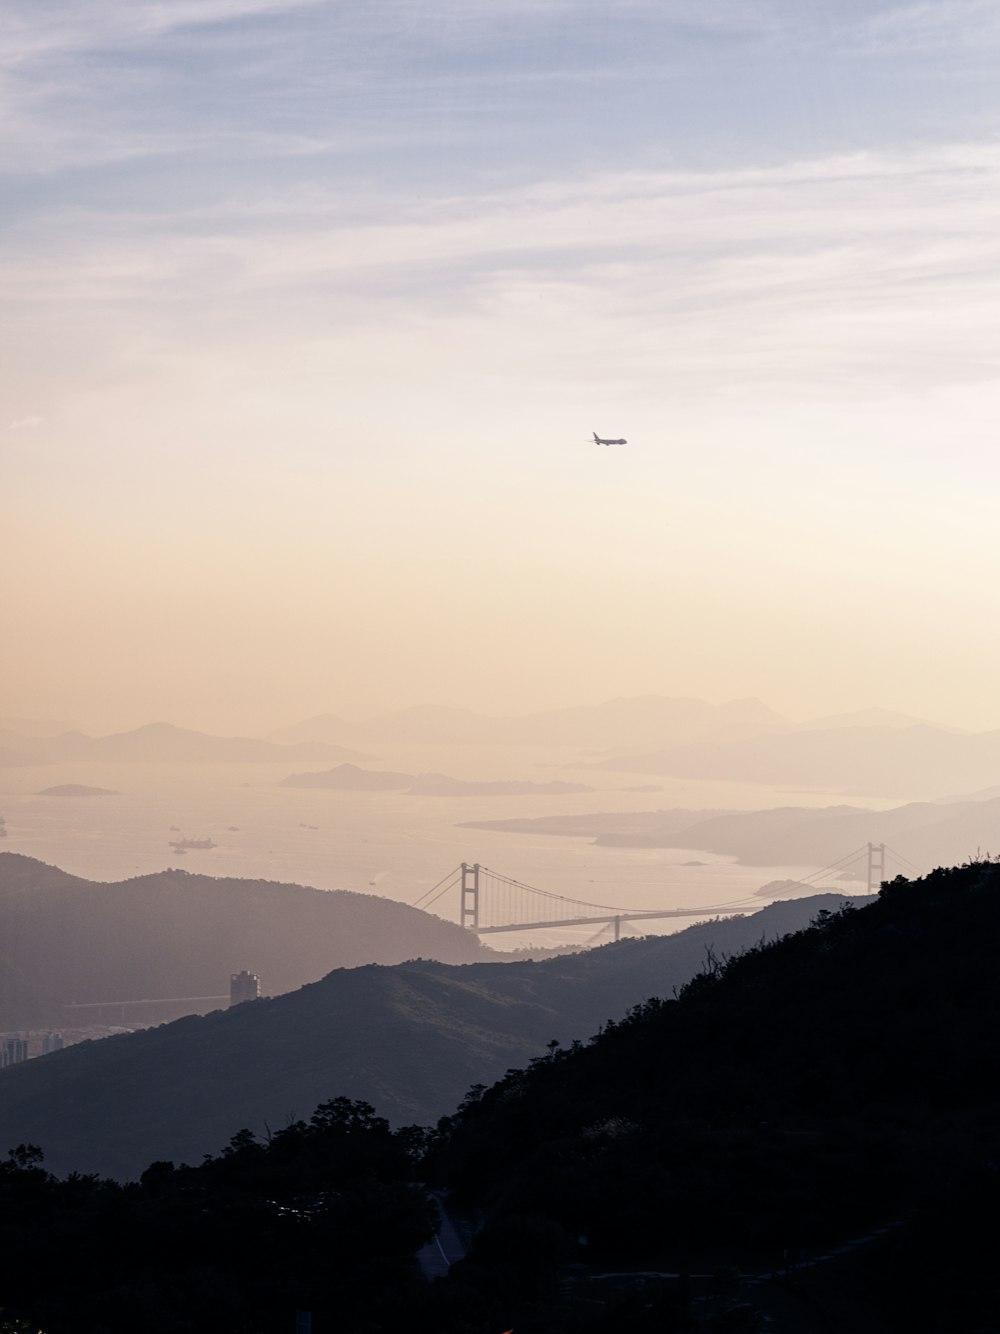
230,970 -> 261,1006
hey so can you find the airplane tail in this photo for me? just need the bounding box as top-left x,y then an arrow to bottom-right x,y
592,432 -> 599,443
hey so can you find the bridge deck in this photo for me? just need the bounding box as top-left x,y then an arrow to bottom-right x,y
476,906 -> 751,934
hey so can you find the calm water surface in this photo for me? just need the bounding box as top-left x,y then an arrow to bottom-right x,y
0,744 -> 889,948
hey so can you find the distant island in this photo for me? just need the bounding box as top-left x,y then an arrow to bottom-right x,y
281,763 -> 413,790
36,783 -> 119,797
281,762 -> 592,796
460,808 -> 731,840
408,775 -> 592,796
460,794 -> 1000,874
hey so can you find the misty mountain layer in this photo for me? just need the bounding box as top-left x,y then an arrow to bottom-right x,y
0,722 -> 368,767
596,722 -> 1000,797
0,854 -> 492,1028
467,791 -> 1000,871
0,894 -> 860,1179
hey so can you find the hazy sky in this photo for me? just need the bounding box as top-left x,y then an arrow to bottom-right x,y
5,1 -> 1000,733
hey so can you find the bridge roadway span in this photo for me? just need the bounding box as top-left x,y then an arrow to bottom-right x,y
475,905 -> 752,934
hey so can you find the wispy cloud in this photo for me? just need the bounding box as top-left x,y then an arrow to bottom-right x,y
0,1 -> 326,65
4,3 -> 999,428
4,142 -> 999,414
859,0 -> 1000,50
3,0 -> 998,183
0,0 -> 737,68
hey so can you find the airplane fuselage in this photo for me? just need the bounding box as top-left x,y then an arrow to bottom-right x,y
593,432 -> 626,446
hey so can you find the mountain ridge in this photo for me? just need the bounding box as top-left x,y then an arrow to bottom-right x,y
0,854 -> 493,1029
592,721 -> 1000,796
0,892 -> 863,1179
418,860 -> 1000,1331
0,722 -> 369,767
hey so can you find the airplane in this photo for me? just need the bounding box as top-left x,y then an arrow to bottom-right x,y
592,431 -> 626,446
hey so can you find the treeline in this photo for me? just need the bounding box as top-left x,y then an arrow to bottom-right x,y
0,1100 -> 433,1334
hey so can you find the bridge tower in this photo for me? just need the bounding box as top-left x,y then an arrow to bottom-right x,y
460,862 -> 480,931
866,841 -> 886,893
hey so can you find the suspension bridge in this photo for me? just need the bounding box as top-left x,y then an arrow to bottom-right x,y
412,843 -> 921,941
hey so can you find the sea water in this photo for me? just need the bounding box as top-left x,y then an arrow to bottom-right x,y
0,743 -> 891,949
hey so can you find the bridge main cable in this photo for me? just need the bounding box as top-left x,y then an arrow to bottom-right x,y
412,867 -> 462,911
476,864 -> 761,918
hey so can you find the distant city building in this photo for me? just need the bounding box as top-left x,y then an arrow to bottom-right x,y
1,1037 -> 28,1069
41,1032 -> 65,1055
230,970 -> 261,1006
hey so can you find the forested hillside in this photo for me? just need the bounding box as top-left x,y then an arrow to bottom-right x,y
421,860 -> 1000,1332
0,894 -> 854,1179
0,1101 -> 432,1334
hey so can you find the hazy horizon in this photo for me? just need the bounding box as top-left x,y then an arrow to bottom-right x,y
0,691 -> 978,741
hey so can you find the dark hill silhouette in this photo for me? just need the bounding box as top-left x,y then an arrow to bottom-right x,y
2,869 -> 997,1331
0,854 -> 492,1029
421,861 -> 1000,1331
0,893 -> 861,1179
0,1099 -> 433,1334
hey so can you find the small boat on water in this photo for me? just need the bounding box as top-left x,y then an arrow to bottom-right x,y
168,835 -> 217,851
